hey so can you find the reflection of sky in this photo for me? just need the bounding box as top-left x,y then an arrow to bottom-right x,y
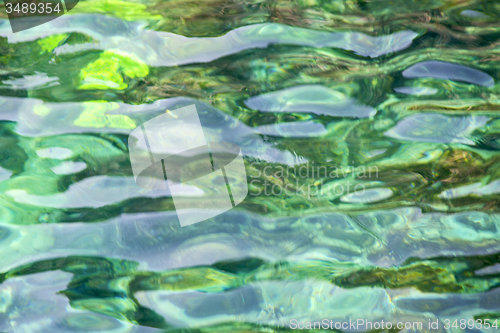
0,166 -> 13,182
36,147 -> 74,159
385,113 -> 490,145
340,188 -> 393,203
439,179 -> 500,198
254,121 -> 328,138
394,86 -> 438,95
402,60 -> 494,87
0,208 -> 498,330
245,85 -> 377,118
0,17 -> 418,66
0,96 -> 304,165
0,207 -> 498,273
0,8 -> 497,333
50,161 -> 87,175
1,72 -> 59,90
0,271 -> 160,333
5,175 -> 206,209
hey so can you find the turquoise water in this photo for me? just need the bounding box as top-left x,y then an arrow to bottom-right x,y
1,0 -> 500,331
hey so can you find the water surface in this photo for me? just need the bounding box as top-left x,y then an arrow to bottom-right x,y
0,0 -> 500,332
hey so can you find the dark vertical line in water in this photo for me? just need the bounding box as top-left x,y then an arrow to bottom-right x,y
161,159 -> 168,181
221,167 -> 235,207
208,148 -> 215,172
60,0 -> 68,13
141,124 -> 155,164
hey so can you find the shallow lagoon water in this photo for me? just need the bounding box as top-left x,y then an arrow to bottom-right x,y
1,0 -> 500,332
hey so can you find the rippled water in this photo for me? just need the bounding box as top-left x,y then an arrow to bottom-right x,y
1,0 -> 500,332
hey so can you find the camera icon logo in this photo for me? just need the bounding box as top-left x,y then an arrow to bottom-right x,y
128,104 -> 248,227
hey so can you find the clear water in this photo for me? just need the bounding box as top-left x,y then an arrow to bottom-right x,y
1,0 -> 500,332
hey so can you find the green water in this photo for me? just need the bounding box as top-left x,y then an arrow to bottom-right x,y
1,0 -> 500,332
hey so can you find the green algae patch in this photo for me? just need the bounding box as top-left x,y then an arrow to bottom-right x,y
67,0 -> 161,21
79,51 -> 149,90
37,34 -> 69,53
74,101 -> 136,129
